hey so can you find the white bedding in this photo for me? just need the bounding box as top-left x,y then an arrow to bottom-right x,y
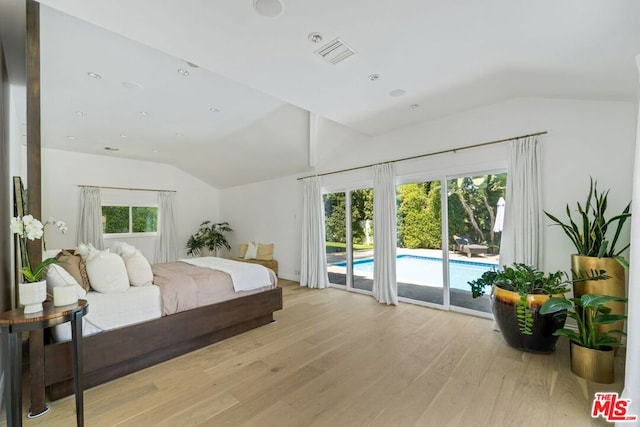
52,285 -> 162,341
179,257 -> 272,292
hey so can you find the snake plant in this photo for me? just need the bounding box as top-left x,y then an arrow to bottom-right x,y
544,177 -> 631,266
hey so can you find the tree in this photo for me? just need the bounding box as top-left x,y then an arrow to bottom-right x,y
398,183 -> 429,248
447,174 -> 506,251
324,193 -> 346,243
351,189 -> 373,245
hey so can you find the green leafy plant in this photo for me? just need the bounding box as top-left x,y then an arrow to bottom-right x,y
516,296 -> 534,336
469,263 -> 609,336
468,263 -> 571,299
186,221 -> 233,256
544,177 -> 631,266
540,294 -> 627,349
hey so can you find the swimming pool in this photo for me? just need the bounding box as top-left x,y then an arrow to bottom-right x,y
332,254 -> 495,291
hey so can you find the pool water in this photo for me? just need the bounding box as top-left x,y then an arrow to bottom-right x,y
333,254 -> 495,291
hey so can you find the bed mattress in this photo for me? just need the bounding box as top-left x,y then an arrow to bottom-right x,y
52,285 -> 162,341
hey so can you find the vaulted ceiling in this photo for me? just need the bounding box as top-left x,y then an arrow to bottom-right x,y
7,1 -> 640,188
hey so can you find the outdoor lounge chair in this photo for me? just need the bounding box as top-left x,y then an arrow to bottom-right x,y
453,235 -> 488,258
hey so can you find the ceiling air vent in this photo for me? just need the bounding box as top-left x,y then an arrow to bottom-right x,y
314,38 -> 356,64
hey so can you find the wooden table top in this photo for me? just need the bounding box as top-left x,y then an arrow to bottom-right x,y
0,300 -> 88,326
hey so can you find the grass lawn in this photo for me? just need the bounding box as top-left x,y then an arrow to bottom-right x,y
326,242 -> 373,253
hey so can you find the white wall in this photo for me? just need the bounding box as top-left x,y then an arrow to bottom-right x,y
221,175 -> 302,279
221,97 -> 637,281
41,148 -> 221,262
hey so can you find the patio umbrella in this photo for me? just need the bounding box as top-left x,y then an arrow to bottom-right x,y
493,197 -> 505,233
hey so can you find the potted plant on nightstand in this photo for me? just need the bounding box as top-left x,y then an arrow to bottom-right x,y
541,294 -> 627,383
186,221 -> 233,257
544,177 -> 631,342
10,215 -> 67,313
469,263 -> 608,353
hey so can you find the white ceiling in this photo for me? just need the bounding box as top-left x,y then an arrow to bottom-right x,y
22,1 -> 640,187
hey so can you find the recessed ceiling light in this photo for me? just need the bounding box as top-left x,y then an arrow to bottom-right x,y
389,89 -> 406,97
209,108 -> 220,113
253,0 -> 284,17
368,74 -> 380,81
120,134 -> 127,138
67,136 -> 76,140
87,72 -> 102,79
308,32 -> 323,43
153,149 -> 159,153
104,147 -> 120,152
75,111 -> 86,116
177,68 -> 190,76
176,132 -> 184,137
122,81 -> 144,90
409,104 -> 420,109
140,111 -> 150,116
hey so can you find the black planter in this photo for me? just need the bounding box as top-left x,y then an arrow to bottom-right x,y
491,286 -> 567,353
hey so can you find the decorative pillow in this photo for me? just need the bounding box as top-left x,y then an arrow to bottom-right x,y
84,248 -> 130,293
240,243 -> 248,258
55,250 -> 91,292
112,241 -> 153,286
244,242 -> 258,260
45,264 -> 87,299
256,243 -> 274,261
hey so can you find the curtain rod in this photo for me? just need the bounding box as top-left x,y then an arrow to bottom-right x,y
297,131 -> 547,181
77,185 -> 176,193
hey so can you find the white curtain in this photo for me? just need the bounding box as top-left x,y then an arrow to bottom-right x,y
372,163 -> 398,305
155,191 -> 178,263
619,54 -> 640,427
300,176 -> 329,289
77,186 -> 104,249
499,136 -> 542,268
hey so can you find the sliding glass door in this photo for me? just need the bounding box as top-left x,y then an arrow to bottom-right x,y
324,188 -> 373,290
324,171 -> 505,317
324,192 -> 348,286
396,181 -> 444,305
446,173 -> 506,313
350,188 -> 373,291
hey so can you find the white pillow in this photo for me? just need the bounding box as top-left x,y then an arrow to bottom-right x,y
124,252 -> 153,286
76,242 -> 101,261
45,264 -> 87,299
85,249 -> 130,293
244,242 -> 258,259
111,241 -> 137,258
111,242 -> 153,286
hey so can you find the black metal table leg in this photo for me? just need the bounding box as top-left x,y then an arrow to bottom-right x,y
70,310 -> 84,427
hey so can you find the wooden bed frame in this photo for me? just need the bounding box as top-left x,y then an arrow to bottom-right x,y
41,287 -> 283,400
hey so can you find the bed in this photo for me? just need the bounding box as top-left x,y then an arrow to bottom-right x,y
38,256 -> 283,402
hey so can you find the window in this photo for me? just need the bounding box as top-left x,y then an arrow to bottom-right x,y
102,205 -> 158,235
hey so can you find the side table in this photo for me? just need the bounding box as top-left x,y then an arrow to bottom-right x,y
0,300 -> 88,427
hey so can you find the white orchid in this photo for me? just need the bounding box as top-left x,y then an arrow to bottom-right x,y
10,214 -> 66,282
25,219 -> 44,240
10,217 -> 24,235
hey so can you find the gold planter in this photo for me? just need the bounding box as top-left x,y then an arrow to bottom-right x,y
571,255 -> 626,336
570,341 -> 614,383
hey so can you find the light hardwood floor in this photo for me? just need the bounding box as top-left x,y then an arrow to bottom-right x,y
2,280 -> 626,426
